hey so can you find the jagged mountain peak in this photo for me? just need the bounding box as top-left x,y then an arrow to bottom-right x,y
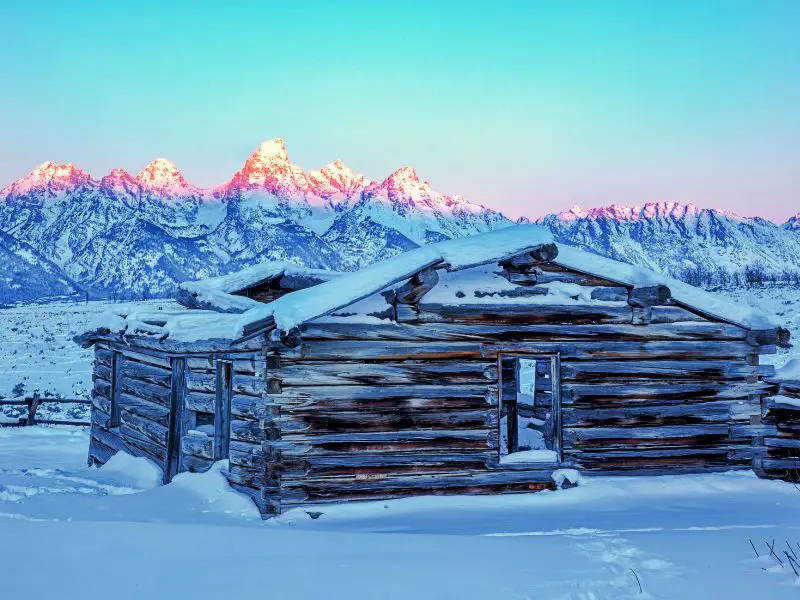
388,166 -> 420,183
308,159 -> 371,199
3,161 -> 92,195
136,159 -> 195,194
554,201 -> 741,223
228,138 -> 308,195
100,168 -> 139,193
252,137 -> 290,162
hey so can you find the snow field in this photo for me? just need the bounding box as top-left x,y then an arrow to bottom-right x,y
0,427 -> 800,599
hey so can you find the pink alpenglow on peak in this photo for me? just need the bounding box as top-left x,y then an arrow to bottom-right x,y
555,202 -> 748,223
308,160 -> 371,199
136,159 -> 197,195
229,137 -> 311,197
2,161 -> 92,196
100,168 -> 139,194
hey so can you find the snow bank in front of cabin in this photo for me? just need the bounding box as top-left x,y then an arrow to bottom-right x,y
4,428 -> 800,598
775,358 -> 800,381
168,460 -> 262,519
98,451 -> 162,490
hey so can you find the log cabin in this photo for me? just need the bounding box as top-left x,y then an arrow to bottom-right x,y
75,224 -> 792,517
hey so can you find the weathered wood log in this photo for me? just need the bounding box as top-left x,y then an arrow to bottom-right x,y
120,408 -> 169,446
276,452 -> 495,478
562,400 -> 748,427
231,418 -> 265,444
118,392 -> 170,426
91,407 -> 111,429
88,435 -> 118,466
563,424 -> 730,445
233,385 -> 496,418
118,377 -> 172,407
628,285 -> 671,308
185,370 -> 265,396
281,339 -> 770,363
271,429 -> 495,455
94,364 -> 112,382
561,381 -> 770,403
590,287 -> 629,302
181,453 -> 214,473
299,321 -> 750,343
181,433 -> 214,459
275,408 -> 497,436
393,267 -> 439,306
118,423 -> 167,465
185,390 -> 215,413
93,377 -> 112,400
91,389 -> 112,414
411,302 -> 633,325
118,360 -> 172,388
275,360 -> 498,387
119,349 -> 172,370
560,360 -> 772,382
523,263 -> 621,287
278,469 -> 556,503
95,348 -> 114,368
648,305 -> 707,323
481,341 -> 772,362
765,437 -> 800,450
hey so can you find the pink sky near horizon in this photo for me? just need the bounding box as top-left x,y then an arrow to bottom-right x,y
1,2 -> 798,224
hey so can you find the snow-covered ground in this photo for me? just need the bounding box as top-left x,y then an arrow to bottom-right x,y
0,299 -> 177,420
1,286 -> 799,598
0,426 -> 799,599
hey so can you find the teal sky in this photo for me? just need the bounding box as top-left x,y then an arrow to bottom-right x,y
1,0 -> 798,221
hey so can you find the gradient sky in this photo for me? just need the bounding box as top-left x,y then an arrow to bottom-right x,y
1,1 -> 799,221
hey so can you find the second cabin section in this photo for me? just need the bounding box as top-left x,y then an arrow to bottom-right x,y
76,224 -> 789,517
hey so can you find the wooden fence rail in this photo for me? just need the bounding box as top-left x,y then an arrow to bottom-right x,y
0,397 -> 91,427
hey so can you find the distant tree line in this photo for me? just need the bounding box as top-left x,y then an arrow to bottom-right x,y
679,264 -> 800,289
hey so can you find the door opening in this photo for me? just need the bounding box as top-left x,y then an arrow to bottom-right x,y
498,354 -> 561,464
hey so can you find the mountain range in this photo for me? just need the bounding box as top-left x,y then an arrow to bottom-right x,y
1,138 -> 798,304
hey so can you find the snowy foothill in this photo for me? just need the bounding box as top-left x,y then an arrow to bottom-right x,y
1,426 -> 800,599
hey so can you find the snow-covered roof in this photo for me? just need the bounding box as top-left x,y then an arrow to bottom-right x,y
177,261 -> 343,313
234,224 -> 556,337
77,224 -> 781,346
552,246 -> 779,330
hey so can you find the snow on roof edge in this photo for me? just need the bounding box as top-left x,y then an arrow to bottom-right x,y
178,261 -> 344,314
552,245 -> 780,331
234,224 -> 555,335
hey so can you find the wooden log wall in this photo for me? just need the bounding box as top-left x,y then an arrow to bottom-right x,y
88,346 -> 174,471
259,258 -> 777,513
183,353 -> 268,511
87,343 -> 269,510
759,379 -> 800,481
86,256 -> 782,518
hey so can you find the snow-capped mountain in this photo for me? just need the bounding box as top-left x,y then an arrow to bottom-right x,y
541,203 -> 800,286
0,138 -> 508,300
0,230 -> 80,305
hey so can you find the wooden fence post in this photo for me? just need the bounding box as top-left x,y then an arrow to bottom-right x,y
25,397 -> 40,426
